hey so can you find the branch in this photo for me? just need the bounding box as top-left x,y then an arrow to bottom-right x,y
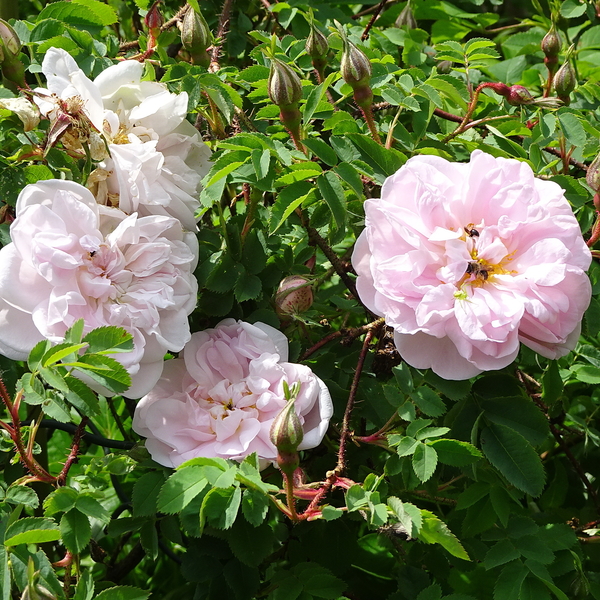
209,0 -> 235,73
56,417 -> 89,486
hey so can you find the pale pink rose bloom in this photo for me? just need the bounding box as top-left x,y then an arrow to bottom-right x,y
34,48 -> 212,231
352,150 -> 592,380
0,180 -> 198,398
132,319 -> 334,467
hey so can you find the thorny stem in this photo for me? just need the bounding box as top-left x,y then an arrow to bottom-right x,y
517,370 -> 600,514
361,0 -> 388,41
336,327 -> 377,474
360,105 -> 382,144
300,318 -> 385,361
283,472 -> 299,521
354,412 -> 399,444
240,183 -> 258,242
587,213 -> 600,247
442,83 -> 488,143
209,0 -> 234,73
305,226 -> 358,299
57,417 -> 89,487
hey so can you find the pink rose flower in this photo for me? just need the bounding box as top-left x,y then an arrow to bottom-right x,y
0,180 -> 198,398
132,319 -> 333,467
352,150 -> 592,380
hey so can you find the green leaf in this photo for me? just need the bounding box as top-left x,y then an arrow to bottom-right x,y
41,392 -> 71,422
69,354 -> 131,394
391,436 -> 419,457
60,509 -> 91,554
140,520 -> 158,561
557,111 -> 586,149
514,535 -> 554,565
419,511 -> 470,560
428,439 -> 482,466
484,539 -> 520,570
201,486 -> 242,530
269,181 -> 313,233
157,467 -> 208,514
41,342 -> 87,367
480,423 -> 546,497
71,0 -> 117,24
410,386 -> 446,417
132,471 -> 164,518
251,148 -> 271,180
228,519 -> 275,567
4,517 -> 61,546
303,73 -> 337,123
44,487 -> 78,516
294,563 -> 346,599
482,397 -> 549,446
412,443 -> 437,482
560,0 -> 587,18
334,162 -> 363,197
235,268 -> 262,302
64,376 -> 100,416
28,340 -> 52,372
317,171 -> 347,231
495,560 -> 528,600
39,367 -> 69,393
345,485 -> 368,511
541,361 -> 562,404
64,319 -> 85,344
75,495 -> 110,523
93,587 -> 150,600
241,488 -> 269,526
82,326 -> 134,354
303,138 -> 338,166
73,569 -> 94,600
5,486 -> 39,509
346,133 -> 407,182
37,1 -> 107,27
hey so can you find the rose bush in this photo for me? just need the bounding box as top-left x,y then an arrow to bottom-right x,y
0,179 -> 198,398
352,150 -> 592,379
132,319 -> 333,467
35,47 -> 212,231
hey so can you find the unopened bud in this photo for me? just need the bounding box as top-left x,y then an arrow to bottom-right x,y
541,27 -> 561,59
270,398 -> 304,454
554,47 -> 576,103
306,24 -> 328,60
436,60 -> 452,74
587,153 -> 600,192
0,19 -> 24,89
145,1 -> 163,35
339,36 -> 371,88
276,276 -> 313,316
268,58 -> 302,108
180,7 -> 212,67
21,584 -> 56,600
484,82 -> 562,109
395,4 -> 416,29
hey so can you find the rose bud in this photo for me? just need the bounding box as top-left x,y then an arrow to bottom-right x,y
276,275 -> 313,316
541,27 -> 561,68
270,393 -> 304,477
587,152 -> 600,193
306,22 -> 328,80
145,0 -> 164,35
0,19 -> 25,89
554,47 -> 576,104
436,60 -> 452,74
395,4 -> 416,29
268,57 -> 303,149
180,6 -> 213,67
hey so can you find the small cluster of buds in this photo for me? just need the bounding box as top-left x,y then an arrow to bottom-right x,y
540,26 -> 576,104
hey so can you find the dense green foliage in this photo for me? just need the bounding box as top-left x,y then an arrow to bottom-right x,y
1,0 -> 600,599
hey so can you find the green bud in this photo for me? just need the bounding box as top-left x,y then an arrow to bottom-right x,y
339,34 -> 371,88
180,7 -> 213,67
0,19 -> 25,89
587,152 -> 600,193
270,397 -> 304,454
554,45 -> 576,103
541,27 -> 561,59
306,24 -> 328,59
436,60 -> 452,74
395,4 -> 416,29
268,57 -> 303,108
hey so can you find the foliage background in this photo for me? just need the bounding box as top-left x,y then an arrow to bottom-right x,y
1,0 -> 600,599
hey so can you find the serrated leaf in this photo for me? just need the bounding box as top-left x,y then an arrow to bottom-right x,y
235,268 -> 262,302
295,563 -> 346,599
68,354 -> 131,394
200,486 -> 241,530
133,471 -> 164,518
241,488 -> 269,526
484,539 -> 520,570
346,133 -> 406,182
345,485 -> 368,511
20,373 -> 46,406
64,376 -> 100,416
157,467 -> 208,514
41,342 -> 87,367
65,318 -> 84,345
42,392 -> 71,422
410,386 -> 446,417
37,1 -> 107,27
5,485 -> 39,509
428,439 -> 482,466
480,423 -> 546,497
28,340 -> 52,372
4,517 -> 61,546
303,72 -> 337,123
303,138 -> 338,166
73,569 -> 94,600
83,326 -> 134,354
317,171 -> 347,231
44,487 -> 78,516
93,586 -> 150,600
251,148 -> 270,180
412,443 -> 437,482
482,397 -> 549,446
269,181 -> 313,233
60,509 -> 91,554
495,560 -> 528,600
140,520 -> 158,561
228,519 -> 275,567
75,495 -> 110,524
419,511 -> 470,560
39,366 -> 69,393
